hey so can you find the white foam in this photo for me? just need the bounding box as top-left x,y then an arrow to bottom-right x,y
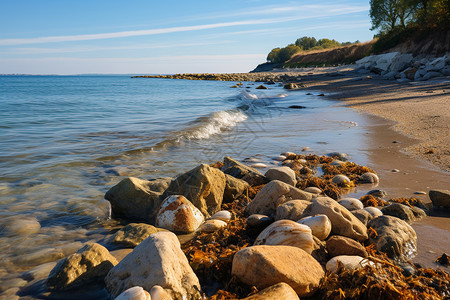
184,110 -> 247,140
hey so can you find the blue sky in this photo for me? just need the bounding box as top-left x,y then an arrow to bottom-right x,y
0,1 -> 373,74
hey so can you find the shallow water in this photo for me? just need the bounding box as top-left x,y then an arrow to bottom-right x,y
0,75 -> 446,297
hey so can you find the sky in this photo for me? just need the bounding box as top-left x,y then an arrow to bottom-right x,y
0,1 -> 374,75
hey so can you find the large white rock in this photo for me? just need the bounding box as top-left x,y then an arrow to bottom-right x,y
155,195 -> 204,233
297,214 -> 332,240
105,231 -> 201,299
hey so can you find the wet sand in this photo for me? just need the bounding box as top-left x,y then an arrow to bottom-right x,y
296,68 -> 450,270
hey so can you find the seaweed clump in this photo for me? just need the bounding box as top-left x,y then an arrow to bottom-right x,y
322,162 -> 376,182
296,176 -> 342,200
316,252 -> 450,300
391,197 -> 427,209
360,195 -> 388,207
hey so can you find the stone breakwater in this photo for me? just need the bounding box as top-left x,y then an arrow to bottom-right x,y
15,153 -> 450,299
131,73 -> 301,82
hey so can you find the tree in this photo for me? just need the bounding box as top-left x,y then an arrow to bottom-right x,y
370,0 -> 417,33
295,36 -> 317,50
276,44 -> 301,63
267,48 -> 281,62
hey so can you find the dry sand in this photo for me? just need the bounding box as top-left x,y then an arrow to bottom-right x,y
291,66 -> 450,172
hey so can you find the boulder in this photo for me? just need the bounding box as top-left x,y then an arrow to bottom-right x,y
326,236 -> 368,258
197,219 -> 227,233
246,180 -> 314,216
425,56 -> 447,72
105,231 -> 201,299
241,282 -> 299,300
232,245 -> 324,297
364,206 -> 383,217
421,71 -> 442,81
109,223 -> 163,247
163,164 -> 226,217
47,243 -> 118,291
265,167 -> 297,186
331,175 -> 351,186
351,209 -> 373,225
297,214 -> 332,240
381,203 -> 415,222
105,177 -> 164,223
358,172 -> 379,184
254,220 -> 314,254
326,255 -> 367,273
223,174 -> 250,203
246,214 -> 272,229
367,216 -> 417,260
429,189 -> 450,210
155,195 -> 204,233
275,200 -> 311,221
222,157 -> 266,186
150,285 -> 172,300
338,198 -> 364,211
302,197 -> 368,242
115,286 -> 150,300
146,177 -> 172,193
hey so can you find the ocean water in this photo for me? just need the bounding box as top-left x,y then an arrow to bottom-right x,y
0,75 -> 371,296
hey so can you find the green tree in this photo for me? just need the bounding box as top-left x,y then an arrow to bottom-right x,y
266,47 -> 281,62
370,0 -> 417,33
276,44 -> 301,63
295,36 -> 317,50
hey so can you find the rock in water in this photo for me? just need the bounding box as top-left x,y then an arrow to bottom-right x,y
254,220 -> 314,254
246,180 -> 314,216
232,245 -> 324,297
115,286 -> 150,300
367,215 -> 417,260
265,166 -> 297,186
256,85 -> 268,89
105,231 -> 201,299
163,164 -> 226,217
109,223 -> 163,247
105,177 -> 164,223
47,243 -> 118,291
381,203 -> 416,222
429,189 -> 450,210
155,195 -> 204,233
302,197 -> 368,242
241,282 -> 299,300
358,172 -> 379,184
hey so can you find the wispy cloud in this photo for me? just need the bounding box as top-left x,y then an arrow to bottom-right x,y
0,5 -> 369,46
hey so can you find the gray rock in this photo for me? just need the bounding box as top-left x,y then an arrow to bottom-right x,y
420,71 -> 442,81
381,203 -> 415,222
265,166 -> 297,186
146,177 -> 172,193
351,209 -> 373,225
109,223 -> 163,247
247,214 -> 272,228
367,189 -> 387,198
429,189 -> 450,210
223,174 -> 250,203
275,200 -> 311,221
367,216 -> 417,260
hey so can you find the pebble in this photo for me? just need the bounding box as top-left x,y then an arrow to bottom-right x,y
210,210 -> 232,222
331,175 -> 351,186
246,214 -> 272,228
392,169 -> 400,173
414,191 -> 427,195
272,155 -> 286,161
303,187 -> 322,194
251,163 -> 268,168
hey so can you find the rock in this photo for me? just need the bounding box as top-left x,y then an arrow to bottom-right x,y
210,210 -> 231,222
326,255 -> 366,273
150,285 -> 172,300
367,216 -> 417,259
115,286 -> 150,300
246,180 -> 314,216
163,164 -> 226,217
403,68 -> 417,80
241,282 -> 299,300
256,85 -> 268,89
421,71 -> 442,81
265,167 -> 297,186
303,187 -> 322,194
232,245 -> 324,297
254,220 -> 314,254
246,214 -> 272,228
410,206 -> 427,219
367,189 -> 387,198
381,203 -> 416,222
110,249 -> 133,263
47,243 -> 118,291
351,209 -> 373,225
364,206 -> 383,217
4,216 -> 40,236
331,175 -> 351,186
358,172 -> 379,184
327,152 -> 348,161
272,155 -> 287,161
223,174 -> 250,203
297,214 -> 331,240
109,223 -> 162,247
251,163 -> 268,168
222,157 -> 266,186
429,189 -> 450,210
338,198 -> 364,211
275,200 -> 311,221
105,177 -> 164,223
288,105 -> 306,109
197,219 -> 227,233
155,195 -> 204,233
284,83 -> 299,89
105,231 -> 201,299
146,177 -> 173,193
326,236 -> 368,258
425,56 -> 446,72
302,197 -> 368,242
389,53 -> 413,72
283,160 -> 304,172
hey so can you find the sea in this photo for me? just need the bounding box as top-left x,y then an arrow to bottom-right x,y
0,74 -> 380,297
